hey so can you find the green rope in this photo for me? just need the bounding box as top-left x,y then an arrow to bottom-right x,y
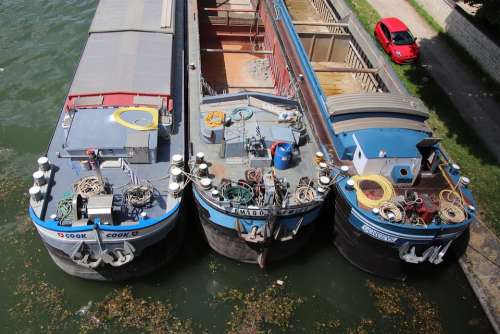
223,185 -> 253,205
56,194 -> 73,222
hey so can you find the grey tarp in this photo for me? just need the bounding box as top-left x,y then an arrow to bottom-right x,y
90,0 -> 174,34
69,31 -> 173,95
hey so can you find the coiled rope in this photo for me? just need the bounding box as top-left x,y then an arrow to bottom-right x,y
438,189 -> 466,224
124,183 -> 154,208
74,176 -> 105,198
294,186 -> 315,204
378,201 -> 404,223
352,175 -> 395,209
230,106 -> 255,121
56,195 -> 73,222
245,168 -> 263,184
222,183 -> 254,205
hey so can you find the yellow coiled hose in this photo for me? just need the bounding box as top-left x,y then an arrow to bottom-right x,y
351,175 -> 395,209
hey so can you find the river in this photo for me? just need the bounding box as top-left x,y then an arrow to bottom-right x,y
0,1 -> 494,333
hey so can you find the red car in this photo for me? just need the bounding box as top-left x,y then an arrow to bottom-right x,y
374,17 -> 419,64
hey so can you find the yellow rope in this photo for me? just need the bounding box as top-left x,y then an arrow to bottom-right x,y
204,111 -> 225,128
112,106 -> 158,131
352,175 -> 395,209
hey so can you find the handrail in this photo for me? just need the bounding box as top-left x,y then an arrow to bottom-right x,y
203,7 -> 258,13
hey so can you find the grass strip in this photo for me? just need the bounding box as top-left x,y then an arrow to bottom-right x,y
345,0 -> 500,236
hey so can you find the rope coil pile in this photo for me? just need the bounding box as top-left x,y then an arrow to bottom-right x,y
74,176 -> 105,198
221,183 -> 254,205
124,183 -> 154,208
294,186 -> 315,203
352,175 -> 395,209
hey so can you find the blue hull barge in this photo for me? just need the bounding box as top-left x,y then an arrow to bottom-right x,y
28,0 -> 187,281
187,0 -> 337,268
274,0 -> 476,279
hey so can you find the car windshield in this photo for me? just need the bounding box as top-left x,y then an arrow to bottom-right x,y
391,30 -> 414,45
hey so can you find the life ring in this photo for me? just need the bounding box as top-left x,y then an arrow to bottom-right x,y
204,111 -> 225,128
112,106 -> 158,131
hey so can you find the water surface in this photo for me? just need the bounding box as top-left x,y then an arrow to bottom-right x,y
0,1 -> 494,333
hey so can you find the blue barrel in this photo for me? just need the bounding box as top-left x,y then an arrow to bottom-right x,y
274,143 -> 293,170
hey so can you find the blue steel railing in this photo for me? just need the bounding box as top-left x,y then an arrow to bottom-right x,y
272,0 -> 338,144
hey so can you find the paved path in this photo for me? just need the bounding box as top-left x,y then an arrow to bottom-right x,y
459,219 -> 500,334
367,0 -> 500,163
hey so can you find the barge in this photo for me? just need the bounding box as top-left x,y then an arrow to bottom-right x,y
273,0 -> 476,279
187,0 -> 337,267
27,0 -> 187,281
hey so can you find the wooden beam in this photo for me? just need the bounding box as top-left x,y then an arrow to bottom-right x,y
201,48 -> 273,54
313,66 -> 379,74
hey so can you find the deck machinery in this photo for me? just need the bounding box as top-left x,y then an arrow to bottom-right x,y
27,0 -> 187,281
272,0 -> 476,279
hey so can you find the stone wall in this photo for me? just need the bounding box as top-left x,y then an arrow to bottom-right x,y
415,0 -> 500,83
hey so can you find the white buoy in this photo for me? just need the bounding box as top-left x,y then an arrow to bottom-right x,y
196,152 -> 205,164
33,170 -> 46,186
346,179 -> 355,190
451,163 -> 461,174
29,186 -> 42,202
140,212 -> 148,219
37,156 -> 50,171
318,162 -> 327,169
340,165 -> 349,173
372,208 -> 380,215
171,167 -> 183,183
200,178 -> 212,190
468,205 -> 476,212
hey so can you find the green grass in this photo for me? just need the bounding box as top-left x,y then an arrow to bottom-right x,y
345,0 -> 500,236
407,0 -> 500,100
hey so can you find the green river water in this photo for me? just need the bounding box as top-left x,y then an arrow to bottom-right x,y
0,1 -> 495,333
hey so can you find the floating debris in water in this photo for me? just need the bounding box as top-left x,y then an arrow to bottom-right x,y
9,273 -> 72,332
215,282 -> 304,334
366,280 -> 444,334
347,318 -> 375,334
75,301 -> 93,316
79,287 -> 192,334
313,319 -> 341,332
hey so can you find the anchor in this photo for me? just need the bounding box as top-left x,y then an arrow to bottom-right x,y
69,222 -> 136,268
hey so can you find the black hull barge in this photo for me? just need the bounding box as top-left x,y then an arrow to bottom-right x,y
27,0 -> 187,281
273,0 -> 476,280
187,0 -> 337,268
